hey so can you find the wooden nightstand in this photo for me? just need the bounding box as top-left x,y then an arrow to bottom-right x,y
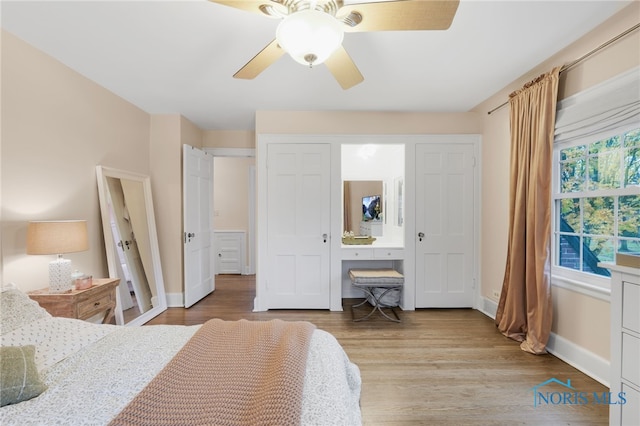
28,278 -> 120,324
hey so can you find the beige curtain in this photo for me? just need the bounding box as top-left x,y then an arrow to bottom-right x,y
343,181 -> 352,233
495,67 -> 561,355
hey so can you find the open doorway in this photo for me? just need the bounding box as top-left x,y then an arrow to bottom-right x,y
206,148 -> 255,275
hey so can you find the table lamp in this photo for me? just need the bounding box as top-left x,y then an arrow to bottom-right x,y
26,220 -> 89,293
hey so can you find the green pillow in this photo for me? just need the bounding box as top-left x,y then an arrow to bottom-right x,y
0,345 -> 47,406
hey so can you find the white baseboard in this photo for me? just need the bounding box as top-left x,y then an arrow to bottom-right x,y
165,292 -> 184,308
546,332 -> 610,387
477,297 -> 609,387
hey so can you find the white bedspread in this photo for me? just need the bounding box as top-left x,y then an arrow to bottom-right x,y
0,318 -> 361,425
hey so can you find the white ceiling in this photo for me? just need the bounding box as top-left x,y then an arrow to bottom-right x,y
1,0 -> 633,130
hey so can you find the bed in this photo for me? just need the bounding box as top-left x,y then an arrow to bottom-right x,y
0,284 -> 362,425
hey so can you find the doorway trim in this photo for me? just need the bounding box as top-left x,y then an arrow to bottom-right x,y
203,147 -> 256,275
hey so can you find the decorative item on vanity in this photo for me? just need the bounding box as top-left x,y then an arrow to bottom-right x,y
26,220 -> 89,294
342,231 -> 376,245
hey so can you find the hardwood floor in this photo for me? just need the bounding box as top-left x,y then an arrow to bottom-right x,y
147,275 -> 610,425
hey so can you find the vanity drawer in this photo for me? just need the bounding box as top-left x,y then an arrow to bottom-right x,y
342,248 -> 373,260
622,281 -> 640,333
374,248 -> 404,259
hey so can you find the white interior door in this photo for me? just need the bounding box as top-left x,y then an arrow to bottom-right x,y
183,144 -> 215,308
266,143 -> 331,309
415,143 -> 475,308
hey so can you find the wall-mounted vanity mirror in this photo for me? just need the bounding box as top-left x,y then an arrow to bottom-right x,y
342,144 -> 405,244
96,166 -> 167,326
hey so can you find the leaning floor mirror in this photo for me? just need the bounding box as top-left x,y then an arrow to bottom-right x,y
96,166 -> 167,326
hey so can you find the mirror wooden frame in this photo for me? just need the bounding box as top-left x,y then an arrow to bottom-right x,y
96,166 -> 167,325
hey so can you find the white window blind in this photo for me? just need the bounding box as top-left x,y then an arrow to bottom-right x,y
555,67 -> 640,144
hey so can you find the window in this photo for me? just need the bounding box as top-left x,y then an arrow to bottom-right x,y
553,127 -> 640,279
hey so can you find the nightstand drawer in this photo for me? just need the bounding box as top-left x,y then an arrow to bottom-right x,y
77,292 -> 115,319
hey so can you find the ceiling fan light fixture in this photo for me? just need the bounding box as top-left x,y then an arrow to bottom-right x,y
276,9 -> 344,67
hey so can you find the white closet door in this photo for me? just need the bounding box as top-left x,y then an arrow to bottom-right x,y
266,143 -> 331,309
415,143 -> 475,308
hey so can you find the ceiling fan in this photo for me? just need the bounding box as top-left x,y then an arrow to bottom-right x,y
209,0 -> 460,89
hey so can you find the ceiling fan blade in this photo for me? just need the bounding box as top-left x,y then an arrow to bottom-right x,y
233,39 -> 285,80
338,0 -> 460,32
325,46 -> 364,90
208,0 -> 286,18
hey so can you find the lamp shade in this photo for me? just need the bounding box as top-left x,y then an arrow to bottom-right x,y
276,9 -> 344,67
26,221 -> 89,255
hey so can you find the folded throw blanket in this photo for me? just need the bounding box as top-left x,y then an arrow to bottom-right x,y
110,319 -> 316,426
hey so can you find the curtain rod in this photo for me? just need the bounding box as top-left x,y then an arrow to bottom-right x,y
486,22 -> 640,115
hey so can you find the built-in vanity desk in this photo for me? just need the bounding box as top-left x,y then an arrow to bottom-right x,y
341,240 -> 405,299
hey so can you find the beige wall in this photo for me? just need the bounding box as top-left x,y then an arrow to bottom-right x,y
150,115 -> 182,296
213,157 -> 254,232
1,31 -> 202,299
1,30 -> 151,292
473,2 -> 640,361
256,111 -> 482,134
203,130 -> 255,149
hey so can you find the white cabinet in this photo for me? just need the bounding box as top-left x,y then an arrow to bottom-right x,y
214,231 -> 245,275
605,264 -> 640,426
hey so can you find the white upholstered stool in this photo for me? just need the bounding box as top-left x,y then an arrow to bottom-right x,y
349,269 -> 404,322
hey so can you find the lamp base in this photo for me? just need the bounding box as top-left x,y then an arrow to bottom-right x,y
49,258 -> 72,293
